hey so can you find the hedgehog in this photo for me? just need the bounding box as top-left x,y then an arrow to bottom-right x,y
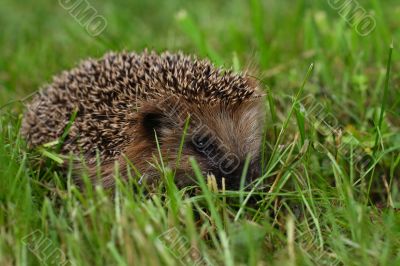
21,51 -> 265,190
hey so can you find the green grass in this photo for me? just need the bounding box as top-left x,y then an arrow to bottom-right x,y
1,0 -> 400,265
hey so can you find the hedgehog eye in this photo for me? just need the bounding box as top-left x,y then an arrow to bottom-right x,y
192,134 -> 210,150
191,134 -> 219,157
195,138 -> 207,147
198,140 -> 205,147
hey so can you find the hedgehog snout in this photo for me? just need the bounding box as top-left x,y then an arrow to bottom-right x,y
209,159 -> 261,191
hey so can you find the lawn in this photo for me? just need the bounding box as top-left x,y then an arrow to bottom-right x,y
1,0 -> 400,265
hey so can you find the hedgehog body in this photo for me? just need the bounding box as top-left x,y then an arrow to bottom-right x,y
22,51 -> 265,189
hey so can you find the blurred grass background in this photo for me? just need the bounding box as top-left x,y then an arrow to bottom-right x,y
0,0 -> 400,265
1,0 -> 399,104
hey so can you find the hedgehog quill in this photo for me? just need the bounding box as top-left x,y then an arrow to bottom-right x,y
21,51 -> 265,189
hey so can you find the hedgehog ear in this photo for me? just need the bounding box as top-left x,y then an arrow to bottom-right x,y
141,108 -> 173,141
142,111 -> 163,138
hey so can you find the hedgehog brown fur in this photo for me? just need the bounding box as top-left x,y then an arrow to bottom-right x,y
21,51 -> 265,189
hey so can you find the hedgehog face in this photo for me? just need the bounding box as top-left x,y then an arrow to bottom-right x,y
125,96 -> 265,190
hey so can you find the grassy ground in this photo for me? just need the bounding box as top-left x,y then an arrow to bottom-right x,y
1,0 -> 400,265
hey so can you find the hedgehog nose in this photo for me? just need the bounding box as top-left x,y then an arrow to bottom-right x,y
244,162 -> 262,187
223,162 -> 261,190
248,163 -> 262,182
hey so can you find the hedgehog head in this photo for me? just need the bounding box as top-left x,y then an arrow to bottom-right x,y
123,82 -> 265,190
